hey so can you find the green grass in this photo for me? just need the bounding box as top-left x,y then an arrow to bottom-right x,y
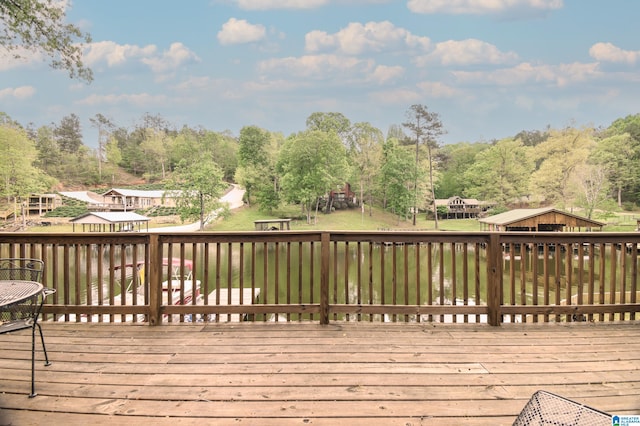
20,204 -> 640,233
207,205 -> 426,231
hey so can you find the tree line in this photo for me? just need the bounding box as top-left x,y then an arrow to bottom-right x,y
1,108 -> 639,226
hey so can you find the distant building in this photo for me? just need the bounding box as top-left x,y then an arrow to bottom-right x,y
100,188 -> 178,211
320,183 -> 357,212
434,196 -> 495,219
26,193 -> 60,215
479,207 -> 603,231
69,212 -> 150,232
60,188 -> 179,212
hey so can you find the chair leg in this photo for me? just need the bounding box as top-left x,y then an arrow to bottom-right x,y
28,322 -> 51,398
29,324 -> 37,398
35,322 -> 51,366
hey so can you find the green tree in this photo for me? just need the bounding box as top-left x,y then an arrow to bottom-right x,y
90,113 -> 114,181
0,125 -> 53,221
402,104 -> 444,228
592,133 -> 637,207
103,136 -> 122,184
140,128 -> 171,180
530,127 -> 594,207
0,0 -> 92,82
513,128 -> 550,147
236,125 -> 271,206
306,112 -> 352,143
600,114 -> 640,206
570,164 -> 610,219
166,158 -> 226,231
386,124 -> 406,141
54,113 -> 82,153
463,138 -> 533,206
377,138 -> 415,223
437,142 -> 488,198
278,130 -> 348,224
347,122 -> 383,216
33,124 -> 61,176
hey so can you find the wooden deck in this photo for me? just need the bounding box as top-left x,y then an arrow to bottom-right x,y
1,322 -> 639,425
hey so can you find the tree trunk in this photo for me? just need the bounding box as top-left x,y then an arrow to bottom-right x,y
199,193 -> 205,231
428,146 -> 438,230
618,186 -> 622,207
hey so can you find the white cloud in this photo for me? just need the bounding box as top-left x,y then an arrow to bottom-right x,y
83,41 -> 157,67
416,39 -> 518,66
218,18 -> 267,45
370,88 -> 422,104
368,65 -> 405,84
589,42 -> 640,64
416,81 -> 460,98
84,41 -> 198,74
0,86 -> 36,100
258,54 -> 374,79
242,78 -> 306,93
453,61 -> 600,87
306,21 -> 430,55
77,93 -> 168,107
233,0 -> 329,10
407,0 -> 563,15
0,48 -> 45,71
232,0 -> 391,8
141,43 -> 200,73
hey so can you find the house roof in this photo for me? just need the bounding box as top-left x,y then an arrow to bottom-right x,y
434,196 -> 483,206
102,188 -> 168,198
70,212 -> 150,224
479,207 -> 604,228
59,191 -> 103,203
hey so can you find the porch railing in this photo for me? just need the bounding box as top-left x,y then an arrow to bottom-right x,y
0,231 -> 638,326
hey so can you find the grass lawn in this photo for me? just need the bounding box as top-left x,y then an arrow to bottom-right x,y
207,205 -> 485,232
18,204 -> 640,233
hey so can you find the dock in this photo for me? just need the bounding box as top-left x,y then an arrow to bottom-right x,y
207,288 -> 261,322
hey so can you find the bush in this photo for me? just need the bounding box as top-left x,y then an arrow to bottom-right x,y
45,206 -> 88,218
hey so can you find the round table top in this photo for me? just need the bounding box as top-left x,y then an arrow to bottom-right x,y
0,280 -> 43,308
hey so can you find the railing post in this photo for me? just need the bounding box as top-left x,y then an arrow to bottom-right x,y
486,233 -> 502,326
148,234 -> 161,326
320,232 -> 330,325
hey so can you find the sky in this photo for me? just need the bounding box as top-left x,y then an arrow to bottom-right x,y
1,0 -> 639,147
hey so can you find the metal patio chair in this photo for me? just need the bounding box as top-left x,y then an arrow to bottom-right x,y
0,258 -> 56,397
513,390 -> 612,426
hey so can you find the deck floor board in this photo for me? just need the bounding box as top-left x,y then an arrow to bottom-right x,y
0,321 -> 639,425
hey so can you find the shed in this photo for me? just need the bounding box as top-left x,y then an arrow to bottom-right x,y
254,219 -> 292,231
70,212 -> 150,232
479,207 -> 604,232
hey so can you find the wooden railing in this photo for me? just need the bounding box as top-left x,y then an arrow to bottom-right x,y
0,231 -> 638,326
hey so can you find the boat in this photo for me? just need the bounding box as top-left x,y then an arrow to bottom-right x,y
59,258 -> 201,323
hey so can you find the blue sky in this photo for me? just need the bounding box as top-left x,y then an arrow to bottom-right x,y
2,0 -> 639,146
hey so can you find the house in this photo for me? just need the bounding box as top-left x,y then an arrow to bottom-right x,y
479,207 -> 604,232
60,188 -> 179,212
101,188 -> 177,211
69,212 -> 150,232
434,196 -> 494,219
322,183 -> 357,211
26,193 -> 60,215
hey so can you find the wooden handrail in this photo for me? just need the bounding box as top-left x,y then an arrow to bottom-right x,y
0,231 -> 637,326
